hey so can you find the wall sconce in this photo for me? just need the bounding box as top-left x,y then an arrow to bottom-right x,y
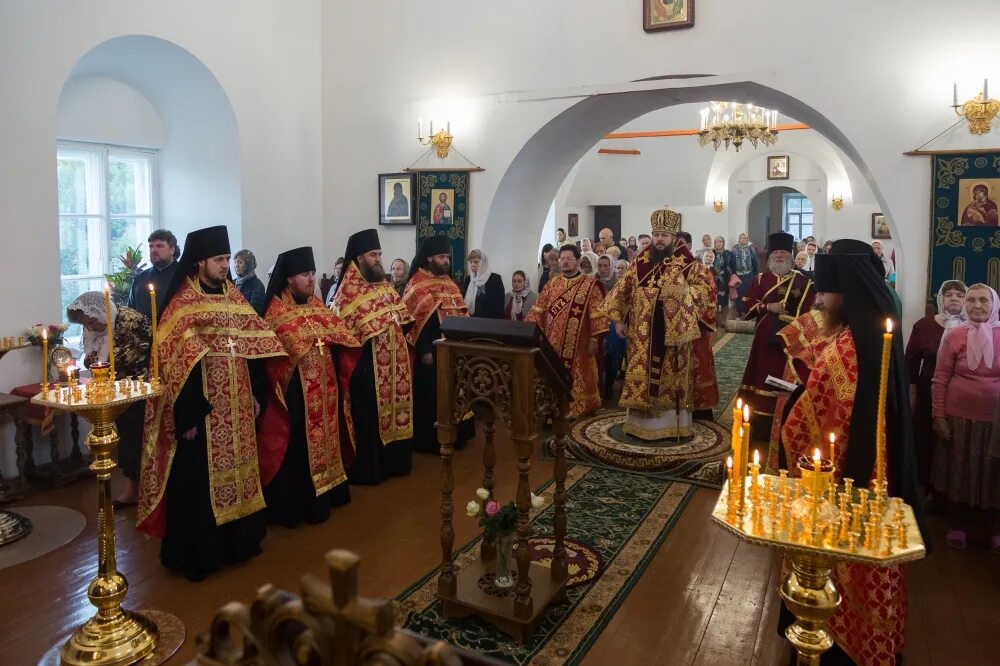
713,198 -> 725,213
831,194 -> 844,211
417,118 -> 453,158
953,80 -> 999,135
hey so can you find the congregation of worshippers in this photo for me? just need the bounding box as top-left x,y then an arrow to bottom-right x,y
62,209 -> 999,658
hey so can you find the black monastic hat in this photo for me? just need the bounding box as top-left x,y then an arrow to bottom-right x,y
408,234 -> 453,279
767,232 -> 795,254
831,238 -> 884,278
813,253 -> 840,293
162,225 -> 232,306
264,246 -> 316,309
334,229 -> 381,295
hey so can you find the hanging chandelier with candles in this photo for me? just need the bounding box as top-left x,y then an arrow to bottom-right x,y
697,102 -> 780,152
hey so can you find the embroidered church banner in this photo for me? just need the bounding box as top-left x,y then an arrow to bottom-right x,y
929,153 -> 1000,299
417,171 -> 469,284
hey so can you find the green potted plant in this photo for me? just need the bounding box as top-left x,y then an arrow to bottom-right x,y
104,245 -> 148,306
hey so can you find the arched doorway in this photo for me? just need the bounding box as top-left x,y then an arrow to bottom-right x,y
746,186 -> 813,250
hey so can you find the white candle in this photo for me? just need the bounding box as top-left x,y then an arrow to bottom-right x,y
984,78 -> 989,101
954,82 -> 958,106
417,117 -> 422,139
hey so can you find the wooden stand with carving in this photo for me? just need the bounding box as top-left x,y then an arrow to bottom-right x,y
435,318 -> 573,644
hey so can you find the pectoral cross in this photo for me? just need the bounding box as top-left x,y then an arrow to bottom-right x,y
315,337 -> 326,357
225,337 -> 238,357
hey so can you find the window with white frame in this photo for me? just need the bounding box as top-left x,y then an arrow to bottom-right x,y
781,192 -> 814,241
58,142 -> 156,338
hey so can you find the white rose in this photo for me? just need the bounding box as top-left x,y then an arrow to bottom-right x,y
475,488 -> 490,500
530,493 -> 545,509
466,500 -> 481,517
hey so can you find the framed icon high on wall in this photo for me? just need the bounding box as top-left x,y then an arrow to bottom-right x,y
379,172 -> 416,225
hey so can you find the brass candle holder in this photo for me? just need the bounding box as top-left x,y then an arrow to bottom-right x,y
32,369 -> 175,666
711,468 -> 925,665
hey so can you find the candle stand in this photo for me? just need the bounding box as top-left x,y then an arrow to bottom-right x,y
711,465 -> 925,665
32,370 -> 177,666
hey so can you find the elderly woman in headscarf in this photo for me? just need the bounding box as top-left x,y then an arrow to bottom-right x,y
931,284 -> 1000,551
871,241 -> 894,281
462,249 -> 505,318
580,238 -> 594,254
66,291 -> 151,508
906,280 -> 967,490
579,251 -> 600,276
504,270 -> 537,321
389,257 -> 409,297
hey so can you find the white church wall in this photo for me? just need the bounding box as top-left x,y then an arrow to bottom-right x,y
321,0 -> 1000,339
0,0 -> 323,472
57,76 -> 166,149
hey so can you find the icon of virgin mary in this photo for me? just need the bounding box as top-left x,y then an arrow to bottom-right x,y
960,182 -> 999,226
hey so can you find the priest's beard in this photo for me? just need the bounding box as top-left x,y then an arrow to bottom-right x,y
818,295 -> 846,334
361,262 -> 385,283
768,256 -> 792,276
649,243 -> 674,264
427,259 -> 451,276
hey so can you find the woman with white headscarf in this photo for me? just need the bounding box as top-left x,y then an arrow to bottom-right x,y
580,238 -> 594,254
504,270 -> 537,321
906,280 -> 967,490
871,241 -> 894,280
931,284 -> 1000,550
66,291 -> 152,508
579,251 -> 600,276
462,248 -> 505,318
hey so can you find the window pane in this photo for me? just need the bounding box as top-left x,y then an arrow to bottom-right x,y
57,152 -> 101,215
60,217 -> 105,277
109,154 -> 152,215
109,218 -> 152,270
801,197 -> 814,212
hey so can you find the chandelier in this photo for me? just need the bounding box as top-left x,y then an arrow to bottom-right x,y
697,102 -> 780,151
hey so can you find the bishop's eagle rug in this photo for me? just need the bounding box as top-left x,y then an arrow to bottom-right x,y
395,465 -> 695,665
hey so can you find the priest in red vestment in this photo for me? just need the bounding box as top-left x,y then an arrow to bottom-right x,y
330,229 -> 416,484
257,246 -> 360,527
527,243 -> 607,418
738,231 -> 815,436
401,235 -> 473,452
780,241 -> 924,666
676,231 -> 720,418
138,225 -> 287,581
601,209 -> 716,439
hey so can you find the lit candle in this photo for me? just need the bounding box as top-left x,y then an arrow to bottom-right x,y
741,405 -> 752,483
731,398 -> 743,489
829,432 -> 837,473
105,284 -> 116,380
726,455 -> 734,487
750,449 -> 761,501
41,327 -> 48,389
875,318 -> 893,489
811,447 -> 822,539
148,284 -> 159,383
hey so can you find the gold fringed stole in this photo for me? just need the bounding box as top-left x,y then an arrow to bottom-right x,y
266,291 -> 360,494
138,278 -> 286,530
401,269 -> 469,345
534,274 -> 605,370
332,263 -> 415,444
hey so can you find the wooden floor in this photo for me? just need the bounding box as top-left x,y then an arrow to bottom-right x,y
2,315 -> 998,664
2,432 -> 998,665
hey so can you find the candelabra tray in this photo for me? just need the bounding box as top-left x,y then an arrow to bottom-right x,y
31,380 -> 162,415
711,476 -> 925,567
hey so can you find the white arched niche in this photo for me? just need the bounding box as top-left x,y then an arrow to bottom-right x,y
58,35 -> 242,251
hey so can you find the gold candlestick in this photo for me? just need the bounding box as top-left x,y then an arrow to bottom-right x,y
32,377 -> 179,665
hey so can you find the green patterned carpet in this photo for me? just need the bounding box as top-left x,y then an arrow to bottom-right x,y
712,331 -> 753,419
395,465 -> 695,665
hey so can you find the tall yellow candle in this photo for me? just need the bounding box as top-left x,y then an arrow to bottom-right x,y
829,432 -> 837,476
105,283 -> 116,379
41,327 -> 48,388
811,447 -> 822,539
148,283 -> 158,382
731,397 -> 743,477
875,318 -> 893,489
741,405 -> 752,481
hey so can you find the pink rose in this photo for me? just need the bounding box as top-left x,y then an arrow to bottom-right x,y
485,500 -> 500,517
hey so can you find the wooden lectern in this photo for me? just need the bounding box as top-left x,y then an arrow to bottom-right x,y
435,318 -> 573,643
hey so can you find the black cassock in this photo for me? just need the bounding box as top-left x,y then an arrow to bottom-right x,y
347,333 -> 413,485
160,358 -> 269,581
263,365 -> 351,528
411,312 -> 474,453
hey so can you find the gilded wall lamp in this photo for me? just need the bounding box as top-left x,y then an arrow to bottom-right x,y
831,195 -> 844,211
417,118 -> 453,158
953,80 -> 999,135
713,198 -> 725,213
